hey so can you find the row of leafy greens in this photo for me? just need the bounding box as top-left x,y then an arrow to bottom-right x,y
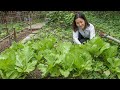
0,36 -> 119,79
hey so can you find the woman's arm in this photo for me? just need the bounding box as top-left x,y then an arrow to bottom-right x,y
90,25 -> 95,39
73,31 -> 81,44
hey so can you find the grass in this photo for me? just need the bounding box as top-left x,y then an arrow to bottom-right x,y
84,11 -> 120,39
35,25 -> 73,43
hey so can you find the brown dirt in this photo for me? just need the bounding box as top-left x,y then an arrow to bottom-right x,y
0,29 -> 31,53
0,23 -> 45,53
25,69 -> 42,79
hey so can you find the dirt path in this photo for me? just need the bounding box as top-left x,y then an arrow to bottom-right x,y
26,22 -> 45,30
0,22 -> 45,53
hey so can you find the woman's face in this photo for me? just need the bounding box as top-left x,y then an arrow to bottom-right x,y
75,18 -> 85,30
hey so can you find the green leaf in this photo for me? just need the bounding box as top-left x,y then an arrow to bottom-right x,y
62,53 -> 74,70
0,70 -> 6,79
15,67 -> 23,72
84,60 -> 93,71
0,59 -> 15,71
0,55 -> 7,60
59,69 -> 70,77
93,61 -> 103,71
56,42 -> 72,54
100,43 -> 110,54
104,70 -> 110,77
107,58 -> 120,68
107,58 -> 114,67
54,54 -> 64,64
31,41 -> 41,50
114,58 -> 120,67
49,66 -> 61,77
44,53 -> 56,65
15,55 -> 23,67
10,71 -> 21,79
23,46 -> 34,62
25,60 -> 37,73
115,67 -> 120,73
35,51 -> 43,61
6,70 -> 15,78
74,56 -> 84,69
117,73 -> 120,79
103,46 -> 118,60
0,50 -> 16,71
37,64 -> 48,77
73,70 -> 83,77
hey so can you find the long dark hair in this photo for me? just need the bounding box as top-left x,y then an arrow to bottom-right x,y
72,11 -> 90,32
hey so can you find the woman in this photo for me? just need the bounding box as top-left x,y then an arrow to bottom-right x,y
72,12 -> 95,44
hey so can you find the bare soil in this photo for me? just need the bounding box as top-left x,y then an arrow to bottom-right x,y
0,23 -> 45,53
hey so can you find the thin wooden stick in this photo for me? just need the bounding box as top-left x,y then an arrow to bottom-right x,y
99,31 -> 120,44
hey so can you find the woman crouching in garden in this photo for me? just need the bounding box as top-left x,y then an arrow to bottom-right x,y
72,12 -> 96,44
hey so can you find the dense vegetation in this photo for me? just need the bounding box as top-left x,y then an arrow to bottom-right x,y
0,11 -> 120,79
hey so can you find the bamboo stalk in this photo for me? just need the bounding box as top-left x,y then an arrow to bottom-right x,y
13,28 -> 17,42
29,11 -> 32,33
99,31 -> 120,44
106,35 -> 120,44
0,34 -> 10,42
